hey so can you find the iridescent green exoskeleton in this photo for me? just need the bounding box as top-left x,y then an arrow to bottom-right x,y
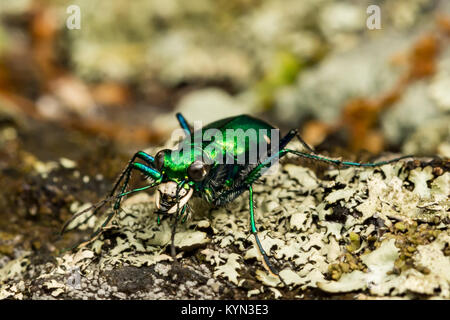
61,113 -> 411,282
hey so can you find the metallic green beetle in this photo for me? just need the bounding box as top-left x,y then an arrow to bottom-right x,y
62,113 -> 411,280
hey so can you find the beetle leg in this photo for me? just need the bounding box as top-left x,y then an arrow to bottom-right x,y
61,151 -> 159,235
244,129 -> 316,185
176,112 -> 192,136
294,131 -> 316,154
108,151 -> 157,207
110,151 -> 157,198
62,161 -> 161,250
278,129 -> 316,154
179,205 -> 189,224
93,163 -> 160,244
246,148 -> 412,187
282,149 -> 413,168
83,151 -> 157,220
248,186 -> 286,286
279,129 -> 296,150
169,183 -> 187,263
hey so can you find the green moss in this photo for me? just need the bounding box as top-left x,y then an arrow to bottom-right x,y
346,232 -> 361,252
328,263 -> 342,280
0,25 -> 8,55
0,245 -> 14,256
256,51 -> 302,108
394,222 -> 407,232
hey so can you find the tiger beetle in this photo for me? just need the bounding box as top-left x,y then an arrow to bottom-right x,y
61,113 -> 411,283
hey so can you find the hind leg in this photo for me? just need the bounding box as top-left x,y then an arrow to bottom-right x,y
281,129 -> 316,154
246,147 -> 412,184
281,149 -> 413,167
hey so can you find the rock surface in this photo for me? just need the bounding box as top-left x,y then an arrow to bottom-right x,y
1,142 -> 448,300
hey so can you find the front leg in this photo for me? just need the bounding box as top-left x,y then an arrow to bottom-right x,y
64,161 -> 161,250
61,151 -> 160,235
88,162 -> 161,246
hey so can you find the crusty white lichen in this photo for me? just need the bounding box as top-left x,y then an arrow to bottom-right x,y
317,239 -> 399,294
1,143 -> 448,299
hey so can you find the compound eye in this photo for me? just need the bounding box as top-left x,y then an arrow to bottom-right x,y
187,160 -> 210,182
155,149 -> 169,170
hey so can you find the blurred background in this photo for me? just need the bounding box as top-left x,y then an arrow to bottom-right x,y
0,0 -> 449,252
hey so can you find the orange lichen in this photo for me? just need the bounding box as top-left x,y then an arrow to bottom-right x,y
64,117 -> 163,145
90,82 -> 132,107
300,121 -> 333,148
30,3 -> 65,84
340,98 -> 384,152
302,27 -> 442,154
437,14 -> 450,36
406,34 -> 439,80
336,32 -> 441,153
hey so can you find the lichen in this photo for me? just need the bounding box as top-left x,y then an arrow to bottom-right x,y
214,253 -> 242,285
2,154 -> 448,299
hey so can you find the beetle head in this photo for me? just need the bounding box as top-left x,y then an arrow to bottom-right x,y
152,148 -> 211,214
